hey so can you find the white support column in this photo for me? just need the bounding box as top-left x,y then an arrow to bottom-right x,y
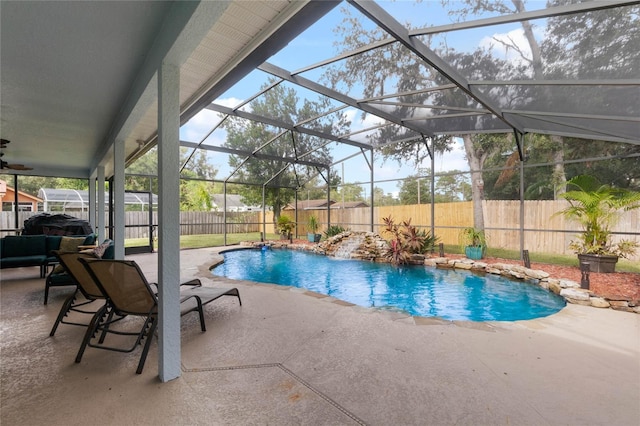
97,166 -> 106,242
88,175 -> 96,234
157,60 -> 181,382
113,140 -> 126,260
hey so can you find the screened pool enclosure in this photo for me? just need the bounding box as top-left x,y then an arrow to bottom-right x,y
127,0 -> 638,260
4,0 -> 640,261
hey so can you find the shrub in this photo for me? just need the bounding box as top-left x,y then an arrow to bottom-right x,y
382,216 -> 438,265
324,225 -> 348,238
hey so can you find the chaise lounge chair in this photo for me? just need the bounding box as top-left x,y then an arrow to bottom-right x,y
76,258 -> 241,374
49,250 -> 109,337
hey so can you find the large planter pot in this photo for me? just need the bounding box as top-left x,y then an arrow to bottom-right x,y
464,246 -> 484,260
307,233 -> 321,243
577,253 -> 618,273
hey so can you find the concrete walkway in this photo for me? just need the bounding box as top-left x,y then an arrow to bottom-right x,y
1,247 -> 638,425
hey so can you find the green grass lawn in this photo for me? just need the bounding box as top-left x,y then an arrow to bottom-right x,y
125,234 -> 639,274
125,232 -> 279,250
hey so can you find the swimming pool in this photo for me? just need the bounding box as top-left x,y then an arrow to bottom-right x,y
212,248 -> 565,321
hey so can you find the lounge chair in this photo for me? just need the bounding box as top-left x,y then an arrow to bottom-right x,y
49,250 -> 109,337
76,258 -> 241,374
44,239 -> 114,304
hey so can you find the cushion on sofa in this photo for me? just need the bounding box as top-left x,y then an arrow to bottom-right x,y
51,237 -> 90,273
46,234 -> 95,256
59,236 -> 86,252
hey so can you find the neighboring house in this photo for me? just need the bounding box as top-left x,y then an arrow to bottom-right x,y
283,199 -> 335,211
331,201 -> 369,209
211,194 -> 261,212
284,199 -> 369,210
0,180 -> 42,211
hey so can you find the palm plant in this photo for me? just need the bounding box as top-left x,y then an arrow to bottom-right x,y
276,215 -> 295,238
558,175 -> 640,258
307,215 -> 320,234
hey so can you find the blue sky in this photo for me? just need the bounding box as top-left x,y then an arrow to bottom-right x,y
180,0 -> 541,196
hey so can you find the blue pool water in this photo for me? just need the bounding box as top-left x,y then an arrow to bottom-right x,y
212,249 -> 565,321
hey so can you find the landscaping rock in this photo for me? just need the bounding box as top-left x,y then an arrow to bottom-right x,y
526,269 -> 550,280
559,279 -> 580,289
471,261 -> 488,270
454,262 -> 473,270
509,270 -> 526,280
589,297 -> 610,308
560,288 -> 591,301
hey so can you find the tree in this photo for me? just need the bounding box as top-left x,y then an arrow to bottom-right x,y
435,172 -> 470,202
331,183 -> 365,203
222,80 -> 349,224
325,11 -> 525,229
397,175 -> 430,205
442,0 -> 568,198
373,186 -> 399,206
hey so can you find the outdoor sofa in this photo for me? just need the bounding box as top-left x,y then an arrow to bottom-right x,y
0,234 -> 96,278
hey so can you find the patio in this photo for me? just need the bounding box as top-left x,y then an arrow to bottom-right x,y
1,248 -> 638,425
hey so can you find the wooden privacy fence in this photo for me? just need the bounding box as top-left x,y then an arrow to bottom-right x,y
4,201 -> 638,260
263,200 -> 640,261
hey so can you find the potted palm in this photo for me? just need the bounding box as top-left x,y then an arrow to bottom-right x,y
307,215 -> 321,243
459,227 -> 486,260
276,215 -> 295,240
558,175 -> 640,273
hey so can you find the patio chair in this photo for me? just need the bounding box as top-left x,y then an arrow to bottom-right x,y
49,250 -> 109,337
76,258 -> 241,374
44,239 -> 114,304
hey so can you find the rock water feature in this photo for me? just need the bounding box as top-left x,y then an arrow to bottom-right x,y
332,234 -> 365,258
313,231 -> 389,261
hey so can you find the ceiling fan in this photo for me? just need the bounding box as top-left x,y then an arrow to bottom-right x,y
0,139 -> 33,171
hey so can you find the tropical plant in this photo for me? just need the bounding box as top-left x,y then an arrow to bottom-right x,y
382,216 -> 435,265
324,225 -> 348,238
276,215 -> 295,237
459,227 -> 487,248
307,215 -> 320,234
459,227 -> 487,260
416,228 -> 440,254
558,175 -> 640,258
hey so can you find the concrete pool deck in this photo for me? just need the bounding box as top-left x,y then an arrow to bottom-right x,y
1,247 -> 638,425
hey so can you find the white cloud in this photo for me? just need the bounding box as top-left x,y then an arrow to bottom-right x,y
180,97 -> 246,142
435,140 -> 469,173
